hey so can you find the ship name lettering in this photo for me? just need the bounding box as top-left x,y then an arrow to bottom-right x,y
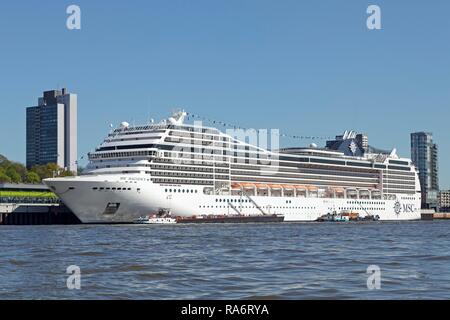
403,204 -> 414,213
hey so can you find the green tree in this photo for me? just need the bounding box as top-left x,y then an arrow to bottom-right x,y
31,163 -> 58,180
30,165 -> 45,180
10,162 -> 28,182
0,155 -> 74,183
26,171 -> 41,184
30,163 -> 74,180
0,156 -> 28,183
0,170 -> 12,183
6,166 -> 21,183
59,170 -> 75,177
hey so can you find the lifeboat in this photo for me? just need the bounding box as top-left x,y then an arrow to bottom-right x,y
282,184 -> 295,190
231,183 -> 241,190
268,184 -> 283,190
255,183 -> 269,190
240,183 -> 256,189
294,185 -> 308,190
331,187 -> 345,193
307,185 -> 319,191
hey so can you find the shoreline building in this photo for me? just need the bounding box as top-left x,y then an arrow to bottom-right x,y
26,88 -> 77,173
438,191 -> 450,213
411,132 -> 439,210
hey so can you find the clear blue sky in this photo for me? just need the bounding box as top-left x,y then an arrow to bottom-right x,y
0,1 -> 449,188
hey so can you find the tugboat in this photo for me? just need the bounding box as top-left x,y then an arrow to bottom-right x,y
317,210 -> 380,222
341,211 -> 360,221
317,211 -> 350,222
134,209 -> 177,224
134,216 -> 177,224
357,214 -> 380,222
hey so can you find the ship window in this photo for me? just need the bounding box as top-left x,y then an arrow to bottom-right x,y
93,187 -> 98,190
389,160 -> 409,166
311,158 -> 346,166
347,161 -> 372,168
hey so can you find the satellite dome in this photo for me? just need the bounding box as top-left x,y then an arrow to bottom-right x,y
309,143 -> 318,148
120,121 -> 130,129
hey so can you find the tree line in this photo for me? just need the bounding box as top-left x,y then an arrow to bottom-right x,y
0,154 -> 75,184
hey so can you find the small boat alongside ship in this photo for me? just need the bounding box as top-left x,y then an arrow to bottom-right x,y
134,216 -> 177,224
134,213 -> 285,224
316,211 -> 380,222
134,208 -> 177,224
134,211 -> 383,224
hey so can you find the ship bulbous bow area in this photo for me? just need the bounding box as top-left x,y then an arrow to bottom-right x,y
43,176 -> 158,223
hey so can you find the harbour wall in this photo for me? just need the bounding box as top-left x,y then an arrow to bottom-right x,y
0,204 -> 81,225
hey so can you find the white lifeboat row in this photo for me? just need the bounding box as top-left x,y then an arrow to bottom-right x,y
231,183 -> 382,197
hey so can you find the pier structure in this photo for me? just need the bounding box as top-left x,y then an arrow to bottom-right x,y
0,183 -> 80,225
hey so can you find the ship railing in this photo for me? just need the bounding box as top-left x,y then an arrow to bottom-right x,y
0,197 -> 61,205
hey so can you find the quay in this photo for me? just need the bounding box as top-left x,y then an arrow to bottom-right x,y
0,183 -> 80,225
421,209 -> 450,221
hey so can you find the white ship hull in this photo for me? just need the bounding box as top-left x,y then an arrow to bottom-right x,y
45,175 -> 421,224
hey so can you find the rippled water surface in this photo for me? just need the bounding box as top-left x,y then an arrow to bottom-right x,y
1,221 -> 450,299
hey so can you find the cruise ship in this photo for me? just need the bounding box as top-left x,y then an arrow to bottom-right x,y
44,111 -> 422,223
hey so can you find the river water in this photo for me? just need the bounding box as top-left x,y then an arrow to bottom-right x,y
1,221 -> 450,299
